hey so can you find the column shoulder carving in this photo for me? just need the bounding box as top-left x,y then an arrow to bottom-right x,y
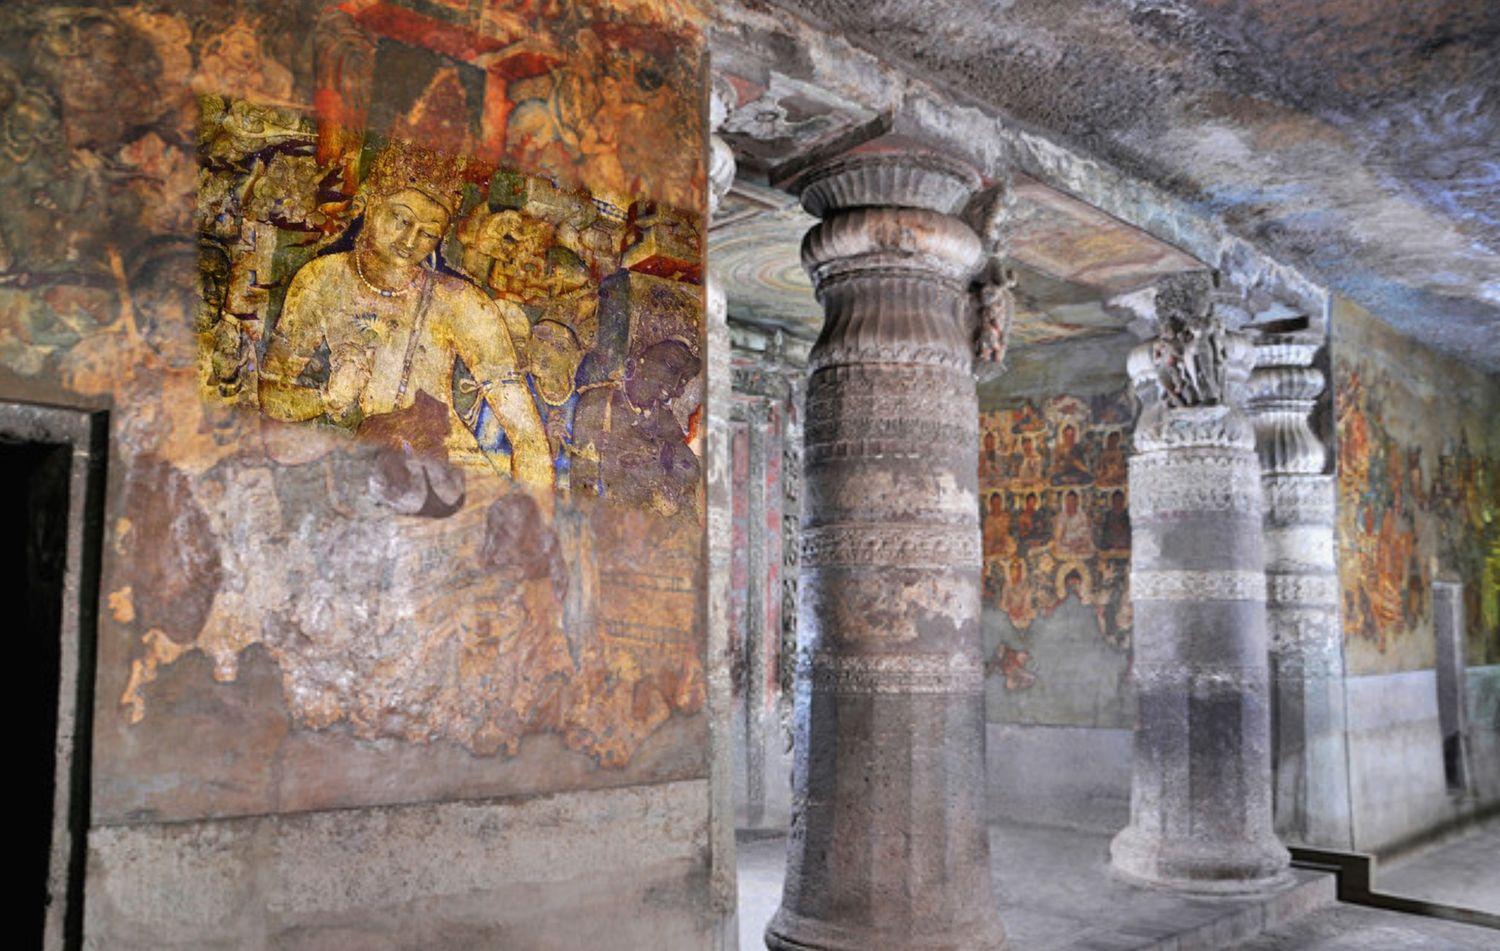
1134,274 -> 1256,453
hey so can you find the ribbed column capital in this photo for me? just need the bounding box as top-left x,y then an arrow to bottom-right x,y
802,207 -> 983,288
1249,331 -> 1327,476
792,151 -> 987,374
795,149 -> 982,218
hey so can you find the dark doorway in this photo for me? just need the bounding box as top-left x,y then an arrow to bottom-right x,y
5,441 -> 73,949
0,403 -> 106,951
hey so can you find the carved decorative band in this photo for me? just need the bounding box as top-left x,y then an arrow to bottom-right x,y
806,651 -> 984,695
802,523 -> 981,569
1132,663 -> 1269,688
804,415 -> 977,445
809,343 -> 973,373
1129,451 -> 1261,516
804,417 -> 977,466
1262,476 -> 1334,525
806,363 -> 974,405
1266,572 -> 1339,605
1133,570 -> 1266,602
1266,605 -> 1342,657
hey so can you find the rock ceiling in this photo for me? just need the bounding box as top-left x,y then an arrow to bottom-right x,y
711,0 -> 1500,369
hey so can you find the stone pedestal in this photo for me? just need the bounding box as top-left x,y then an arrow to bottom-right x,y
1109,280 -> 1291,893
1249,333 -> 1353,848
766,151 -> 1005,950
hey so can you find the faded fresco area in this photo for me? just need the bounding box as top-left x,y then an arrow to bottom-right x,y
1334,300 -> 1500,675
0,0 -> 708,821
979,391 -> 1135,727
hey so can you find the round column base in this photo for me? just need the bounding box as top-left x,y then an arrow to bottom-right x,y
765,907 -> 1007,951
1109,824 -> 1293,895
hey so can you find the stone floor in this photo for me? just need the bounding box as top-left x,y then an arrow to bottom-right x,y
737,823 -> 1333,950
736,823 -> 1500,950
1236,903 -> 1499,949
1374,815 -> 1500,915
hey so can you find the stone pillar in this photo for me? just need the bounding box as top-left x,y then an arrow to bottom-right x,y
705,76 -> 740,947
1109,276 -> 1292,893
1248,332 -> 1353,848
766,151 -> 1005,950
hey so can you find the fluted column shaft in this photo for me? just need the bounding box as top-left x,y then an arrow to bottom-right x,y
766,152 -> 1005,950
1110,279 -> 1291,892
1249,334 -> 1352,848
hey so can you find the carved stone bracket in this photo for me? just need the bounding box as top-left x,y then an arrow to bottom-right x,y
966,182 -> 1018,366
1148,273 -> 1237,409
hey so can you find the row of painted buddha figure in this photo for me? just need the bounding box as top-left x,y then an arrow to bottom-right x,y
982,486 -> 1131,560
979,424 -> 1129,487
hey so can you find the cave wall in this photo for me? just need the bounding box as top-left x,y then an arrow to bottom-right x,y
976,333 -> 1137,832
0,1 -> 723,946
1332,296 -> 1500,854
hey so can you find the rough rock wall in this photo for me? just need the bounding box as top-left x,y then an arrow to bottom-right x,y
0,1 -> 722,946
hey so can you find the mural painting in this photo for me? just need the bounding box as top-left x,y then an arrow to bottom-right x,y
978,391 -> 1135,725
0,0 -> 709,819
1334,302 -> 1500,673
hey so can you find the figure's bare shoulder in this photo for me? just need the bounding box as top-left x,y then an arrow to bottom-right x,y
428,271 -> 527,348
283,253 -> 353,313
429,268 -> 493,310
289,251 -> 350,287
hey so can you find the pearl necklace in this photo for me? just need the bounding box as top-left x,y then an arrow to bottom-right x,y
353,247 -> 420,298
